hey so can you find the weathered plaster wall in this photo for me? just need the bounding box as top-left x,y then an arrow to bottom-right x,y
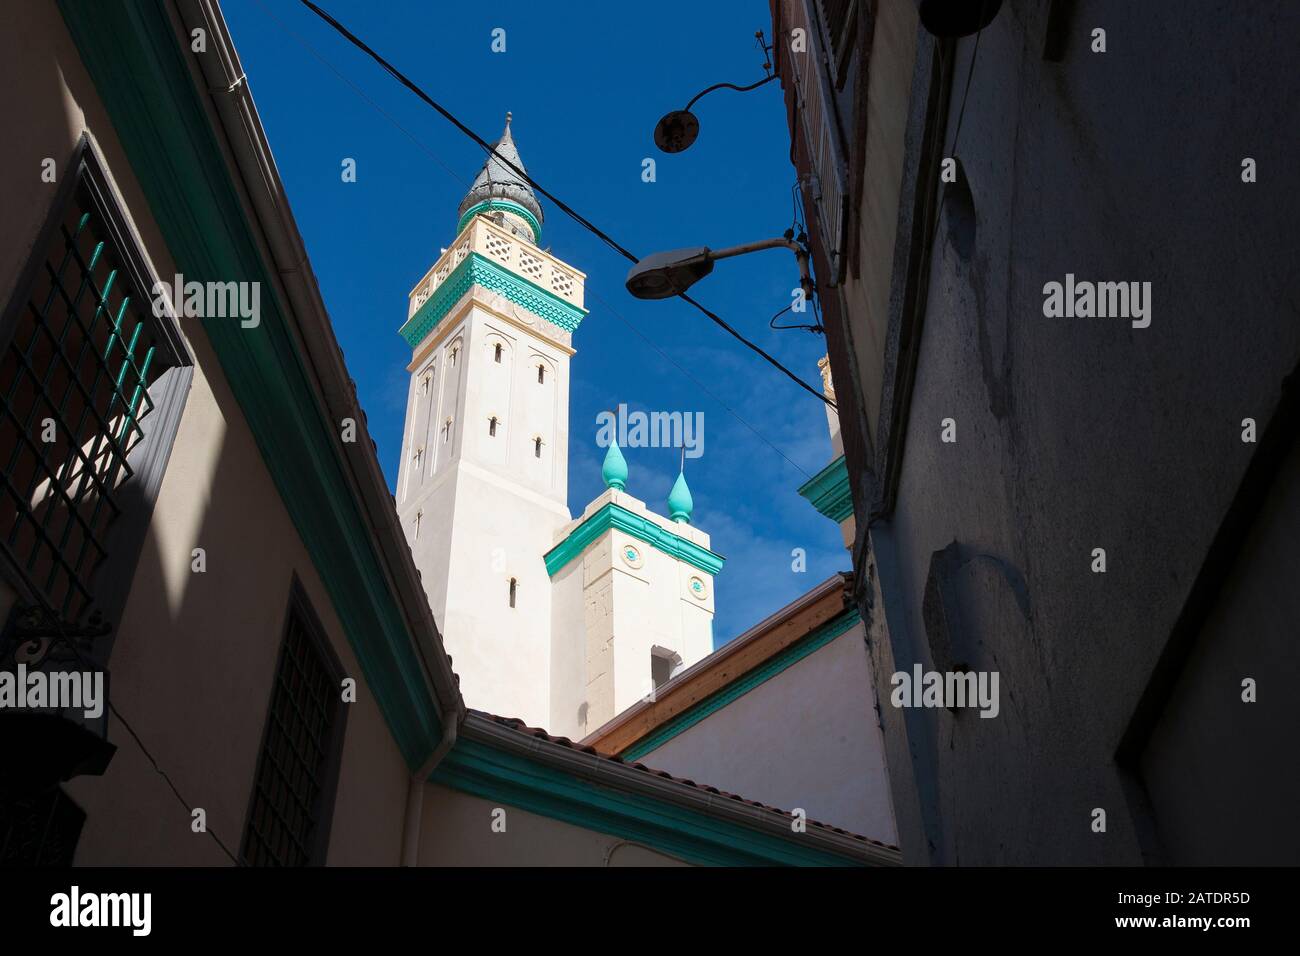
866,0 -> 1300,864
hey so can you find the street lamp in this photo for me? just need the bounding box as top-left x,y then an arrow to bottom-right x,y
917,0 -> 1002,38
652,31 -> 775,154
625,235 -> 812,301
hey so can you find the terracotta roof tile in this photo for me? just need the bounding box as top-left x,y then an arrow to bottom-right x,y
472,709 -> 900,852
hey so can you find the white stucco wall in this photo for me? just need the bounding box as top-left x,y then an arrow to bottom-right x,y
634,622 -> 898,845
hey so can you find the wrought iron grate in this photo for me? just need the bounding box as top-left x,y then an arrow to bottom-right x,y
0,182 -> 172,621
242,603 -> 342,866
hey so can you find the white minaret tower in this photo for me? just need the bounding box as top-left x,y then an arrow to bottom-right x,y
395,115 -> 587,729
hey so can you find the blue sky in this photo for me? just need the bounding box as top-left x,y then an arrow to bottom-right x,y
224,0 -> 846,643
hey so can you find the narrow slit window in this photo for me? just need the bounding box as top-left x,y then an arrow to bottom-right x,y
494,343 -> 503,363
488,416 -> 497,437
443,418 -> 452,443
533,437 -> 542,458
508,577 -> 516,608
537,365 -> 545,384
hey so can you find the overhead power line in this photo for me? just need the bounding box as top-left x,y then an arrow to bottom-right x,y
296,0 -> 835,411
248,0 -> 819,481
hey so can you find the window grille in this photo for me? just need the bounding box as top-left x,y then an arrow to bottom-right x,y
0,140 -> 190,626
241,586 -> 346,866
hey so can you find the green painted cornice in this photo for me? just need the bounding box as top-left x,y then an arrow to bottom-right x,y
431,723 -> 875,866
620,608 -> 862,762
456,199 -> 542,244
399,252 -> 587,349
58,0 -> 443,767
798,455 -> 853,523
544,502 -> 724,578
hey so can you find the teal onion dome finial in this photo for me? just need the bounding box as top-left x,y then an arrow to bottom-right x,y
602,440 -> 628,491
668,470 -> 694,524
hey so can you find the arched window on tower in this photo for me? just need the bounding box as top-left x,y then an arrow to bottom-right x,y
494,343 -> 503,363
508,577 -> 517,608
533,436 -> 542,459
537,364 -> 545,384
488,416 -> 498,437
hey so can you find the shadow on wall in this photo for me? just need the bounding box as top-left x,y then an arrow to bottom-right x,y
62,318 -> 306,864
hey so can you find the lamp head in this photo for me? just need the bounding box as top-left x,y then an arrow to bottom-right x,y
625,247 -> 714,299
917,0 -> 1002,38
653,109 -> 701,153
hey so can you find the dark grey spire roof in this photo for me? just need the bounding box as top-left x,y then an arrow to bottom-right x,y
457,112 -> 544,225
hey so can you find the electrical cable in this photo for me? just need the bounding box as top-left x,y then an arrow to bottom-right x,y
35,611 -> 242,865
296,0 -> 834,410
247,0 -> 830,477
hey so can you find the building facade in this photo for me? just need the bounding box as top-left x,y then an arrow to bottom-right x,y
0,0 -> 458,865
771,0 -> 1300,864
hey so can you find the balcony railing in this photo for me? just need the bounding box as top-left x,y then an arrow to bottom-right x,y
407,215 -> 586,320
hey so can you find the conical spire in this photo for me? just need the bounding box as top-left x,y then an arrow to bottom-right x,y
601,439 -> 628,491
457,112 -> 544,229
668,470 -> 694,524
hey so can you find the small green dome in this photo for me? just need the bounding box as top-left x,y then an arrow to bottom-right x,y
668,470 -> 693,523
602,440 -> 628,491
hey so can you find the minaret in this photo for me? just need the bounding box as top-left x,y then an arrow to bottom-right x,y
546,445 -> 723,740
395,114 -> 587,729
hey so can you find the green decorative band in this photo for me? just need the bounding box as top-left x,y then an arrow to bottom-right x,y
430,735 -> 863,866
457,199 -> 542,244
798,455 -> 853,523
620,608 -> 862,762
544,502 -> 724,578
399,251 -> 587,348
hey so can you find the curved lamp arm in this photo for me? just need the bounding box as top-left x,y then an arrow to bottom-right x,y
710,237 -> 813,299
625,236 -> 813,301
